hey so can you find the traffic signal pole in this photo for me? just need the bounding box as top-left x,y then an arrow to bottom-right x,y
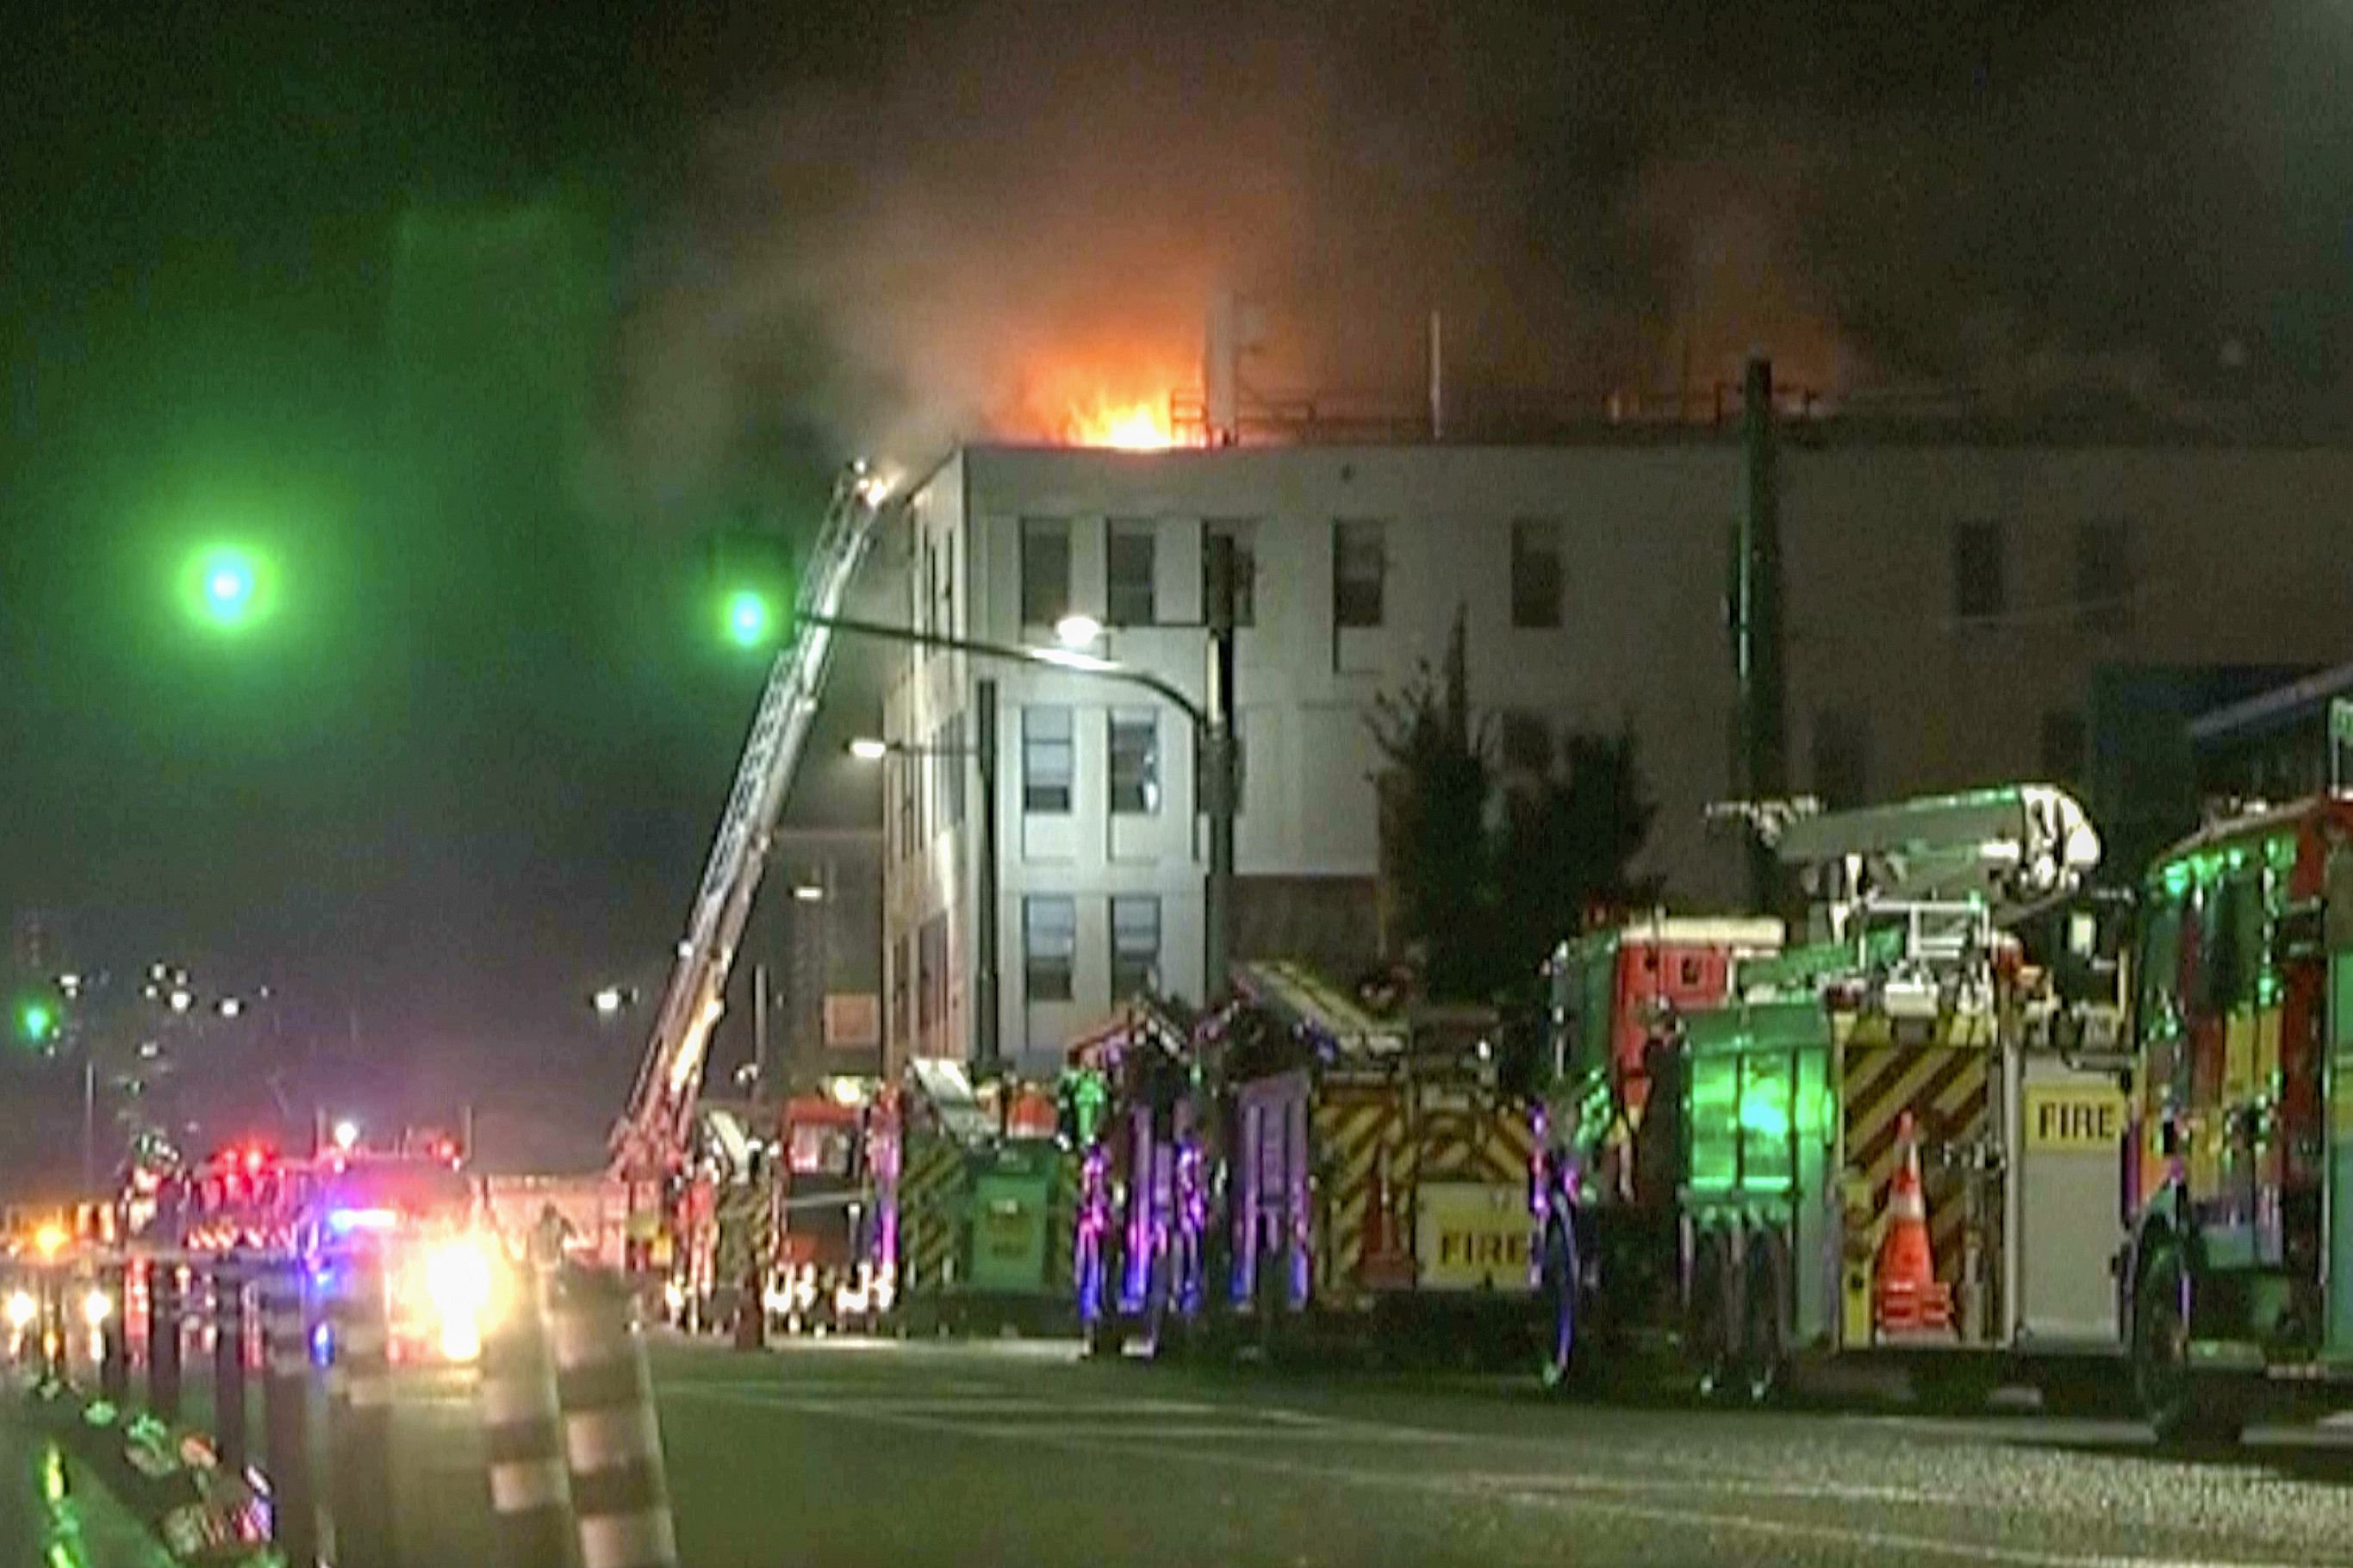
1203,533 -> 1239,1005
1734,355 -> 1788,912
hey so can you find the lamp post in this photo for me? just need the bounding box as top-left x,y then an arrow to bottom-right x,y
821,596 -> 1238,1025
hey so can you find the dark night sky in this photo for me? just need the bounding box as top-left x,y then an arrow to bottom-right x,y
1,3 -> 2348,1175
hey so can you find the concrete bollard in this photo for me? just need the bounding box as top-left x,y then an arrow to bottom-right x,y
99,1260 -> 128,1403
149,1260 -> 184,1422
260,1256 -> 320,1568
551,1270 -> 678,1568
212,1254 -> 249,1473
326,1250 -> 397,1568
479,1263 -> 581,1568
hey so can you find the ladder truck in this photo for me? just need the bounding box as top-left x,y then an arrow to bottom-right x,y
1537,784 -> 2133,1408
608,462 -> 893,1316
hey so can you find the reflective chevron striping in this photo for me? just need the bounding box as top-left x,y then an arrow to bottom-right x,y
1841,1036 -> 1991,1289
899,1136 -> 968,1292
1313,1092 -> 1404,1296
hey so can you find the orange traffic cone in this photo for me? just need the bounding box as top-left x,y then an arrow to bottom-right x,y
1873,1112 -> 1952,1337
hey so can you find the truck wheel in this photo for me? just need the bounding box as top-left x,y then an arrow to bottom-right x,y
2132,1243 -> 2244,1447
1740,1236 -> 1788,1405
1537,1221 -> 1578,1393
1685,1230 -> 1734,1401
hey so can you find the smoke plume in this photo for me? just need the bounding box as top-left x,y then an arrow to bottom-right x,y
609,0 -> 2353,501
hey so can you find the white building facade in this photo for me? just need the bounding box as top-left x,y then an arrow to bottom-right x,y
879,437 -> 2353,1078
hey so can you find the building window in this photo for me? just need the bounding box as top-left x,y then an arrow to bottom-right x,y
1020,517 -> 1070,626
1110,711 -> 1161,814
1024,896 -> 1076,1003
1333,520 -> 1386,628
1510,519 -> 1565,629
1023,706 -> 1073,814
1497,710 -> 1552,775
2074,519 -> 2133,633
2039,709 -> 2087,784
1811,707 -> 1870,809
1202,520 -> 1258,627
1106,520 -> 1156,626
1111,895 -> 1161,999
1951,520 -> 2006,622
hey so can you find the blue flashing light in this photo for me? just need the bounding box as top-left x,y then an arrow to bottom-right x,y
327,1207 -> 396,1236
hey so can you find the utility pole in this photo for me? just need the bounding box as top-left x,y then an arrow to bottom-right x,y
1734,353 -> 1789,912
974,680 -> 1001,1073
751,960 -> 769,1105
81,1056 -> 95,1192
1204,532 -> 1240,1003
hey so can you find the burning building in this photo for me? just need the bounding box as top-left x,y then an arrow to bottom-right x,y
870,314 -> 2353,1076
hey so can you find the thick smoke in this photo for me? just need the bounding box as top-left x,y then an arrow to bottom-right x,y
610,0 -> 2353,499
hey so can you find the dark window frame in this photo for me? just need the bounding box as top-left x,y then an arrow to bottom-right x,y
1110,895 -> 1161,999
1108,710 -> 1161,816
2073,517 -> 2133,633
1510,518 -> 1566,629
1020,517 -> 1072,627
1023,895 -> 1077,1003
1952,519 -> 2007,623
1106,519 -> 1157,627
1333,520 -> 1387,629
1022,706 -> 1074,815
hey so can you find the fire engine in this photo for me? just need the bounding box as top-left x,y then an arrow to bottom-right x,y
138,1135 -> 498,1364
2119,790 -> 2353,1440
765,1086 -> 890,1333
885,1059 -> 1076,1335
1537,785 -> 2131,1407
1066,994 -> 1205,1353
1075,961 -> 1536,1360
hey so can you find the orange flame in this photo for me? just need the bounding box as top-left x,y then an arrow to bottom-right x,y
999,349 -> 1194,451
1068,394 -> 1177,451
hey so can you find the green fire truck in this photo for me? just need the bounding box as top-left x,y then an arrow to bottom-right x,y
1537,786 -> 2134,1409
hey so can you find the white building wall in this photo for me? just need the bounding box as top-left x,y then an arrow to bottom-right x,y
881,439 -> 2353,1079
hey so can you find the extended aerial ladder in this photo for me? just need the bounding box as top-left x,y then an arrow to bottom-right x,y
609,462 -> 893,1272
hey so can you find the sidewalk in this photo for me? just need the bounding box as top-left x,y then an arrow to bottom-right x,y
0,1394 -> 178,1568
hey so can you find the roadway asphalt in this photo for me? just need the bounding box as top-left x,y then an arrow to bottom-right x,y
359,1337 -> 2353,1568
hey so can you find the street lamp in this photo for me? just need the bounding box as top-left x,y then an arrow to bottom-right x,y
332,1118 -> 361,1153
1053,613 -> 1103,650
847,737 -> 890,762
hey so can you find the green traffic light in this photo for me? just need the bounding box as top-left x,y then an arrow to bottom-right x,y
178,542 -> 280,634
18,1002 -> 54,1043
723,588 -> 775,648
